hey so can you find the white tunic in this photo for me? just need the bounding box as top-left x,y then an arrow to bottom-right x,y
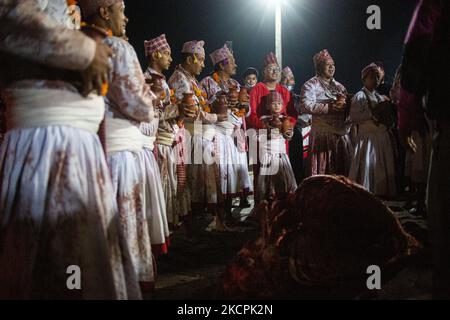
168,65 -> 217,206
349,88 -> 397,196
104,36 -> 155,285
200,75 -> 253,197
144,67 -> 184,229
257,117 -> 297,201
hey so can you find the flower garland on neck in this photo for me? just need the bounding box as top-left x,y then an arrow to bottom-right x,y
212,72 -> 230,91
193,85 -> 210,113
212,72 -> 221,85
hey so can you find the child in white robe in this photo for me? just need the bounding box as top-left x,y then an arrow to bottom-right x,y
257,91 -> 297,202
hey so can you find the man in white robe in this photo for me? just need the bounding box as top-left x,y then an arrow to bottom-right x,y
0,0 -> 140,299
79,0 -> 155,293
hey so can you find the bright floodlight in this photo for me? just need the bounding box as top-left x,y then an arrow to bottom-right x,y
259,0 -> 283,67
262,0 -> 281,6
275,1 -> 282,67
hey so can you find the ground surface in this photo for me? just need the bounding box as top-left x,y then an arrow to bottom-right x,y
150,195 -> 431,300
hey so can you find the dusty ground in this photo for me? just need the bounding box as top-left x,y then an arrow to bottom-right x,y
150,197 -> 432,300
152,200 -> 257,300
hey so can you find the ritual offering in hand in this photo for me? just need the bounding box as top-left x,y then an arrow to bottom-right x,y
148,74 -> 165,93
335,93 -> 347,108
182,92 -> 196,106
181,92 -> 198,117
238,87 -> 250,104
234,87 -> 250,117
80,24 -> 111,96
269,114 -> 282,129
227,86 -> 239,107
337,93 -> 346,102
282,116 -> 294,133
373,100 -> 396,128
213,92 -> 229,116
233,108 -> 247,117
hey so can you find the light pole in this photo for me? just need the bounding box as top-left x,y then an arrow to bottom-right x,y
275,0 -> 282,68
263,0 -> 283,67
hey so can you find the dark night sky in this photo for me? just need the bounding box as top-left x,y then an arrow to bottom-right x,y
125,0 -> 417,93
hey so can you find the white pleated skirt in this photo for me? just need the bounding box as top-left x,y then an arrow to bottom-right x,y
257,152 -> 297,202
349,126 -> 397,196
0,125 -> 141,299
142,147 -> 170,255
215,131 -> 252,197
156,144 -> 178,227
186,134 -> 217,207
107,150 -> 154,285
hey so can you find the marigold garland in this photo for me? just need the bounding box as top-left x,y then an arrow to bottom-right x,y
193,86 -> 202,97
212,72 -> 220,84
101,83 -> 109,97
233,108 -> 246,117
192,85 -> 209,113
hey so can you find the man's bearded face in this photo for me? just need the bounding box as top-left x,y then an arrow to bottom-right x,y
222,55 -> 237,77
